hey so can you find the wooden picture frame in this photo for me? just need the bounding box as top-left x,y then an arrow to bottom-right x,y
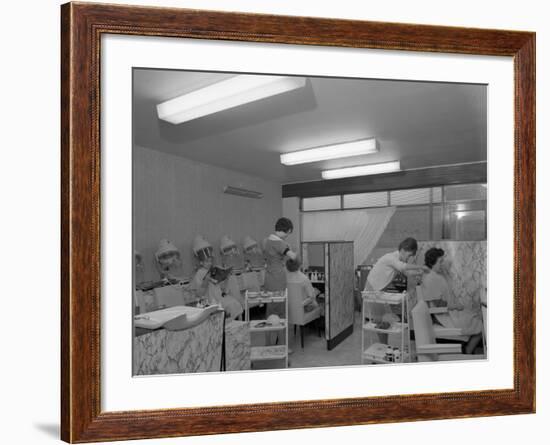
61,2 -> 535,442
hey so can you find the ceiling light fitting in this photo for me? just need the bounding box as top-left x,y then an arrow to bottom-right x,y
321,161 -> 401,179
157,75 -> 306,124
280,138 -> 378,166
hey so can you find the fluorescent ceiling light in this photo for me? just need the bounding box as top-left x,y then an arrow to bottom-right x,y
280,138 -> 378,165
321,161 -> 401,179
157,75 -> 306,124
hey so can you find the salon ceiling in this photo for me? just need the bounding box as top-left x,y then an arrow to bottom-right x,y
133,69 -> 487,184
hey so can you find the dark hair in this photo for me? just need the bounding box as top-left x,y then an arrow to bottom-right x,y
286,258 -> 301,272
398,237 -> 418,254
275,217 -> 293,233
424,247 -> 445,269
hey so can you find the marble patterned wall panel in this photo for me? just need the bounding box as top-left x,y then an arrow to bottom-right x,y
415,241 -> 486,309
225,320 -> 251,371
134,311 -> 224,375
328,242 -> 355,339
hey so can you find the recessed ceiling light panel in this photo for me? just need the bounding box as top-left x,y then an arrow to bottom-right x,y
157,75 -> 306,124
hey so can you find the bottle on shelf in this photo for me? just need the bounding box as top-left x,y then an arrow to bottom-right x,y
361,290 -> 411,365
385,345 -> 394,362
393,347 -> 401,362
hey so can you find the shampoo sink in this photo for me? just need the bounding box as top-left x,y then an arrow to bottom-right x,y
134,305 -> 221,330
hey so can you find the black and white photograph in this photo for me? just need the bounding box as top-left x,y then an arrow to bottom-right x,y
132,69 -> 488,375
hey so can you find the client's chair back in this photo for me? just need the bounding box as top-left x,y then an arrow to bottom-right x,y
408,285 -> 425,332
411,300 -> 436,347
287,282 -> 306,326
416,285 -> 424,302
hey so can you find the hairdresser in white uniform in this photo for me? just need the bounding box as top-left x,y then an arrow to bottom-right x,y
366,238 -> 429,291
365,237 -> 429,344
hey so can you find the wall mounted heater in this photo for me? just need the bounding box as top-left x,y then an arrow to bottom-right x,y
223,186 -> 263,199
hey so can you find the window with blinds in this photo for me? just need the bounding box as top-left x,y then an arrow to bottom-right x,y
432,187 -> 443,203
376,206 -> 431,246
389,188 -> 431,205
301,195 -> 341,211
343,192 -> 388,209
299,183 -> 487,241
444,184 -> 487,201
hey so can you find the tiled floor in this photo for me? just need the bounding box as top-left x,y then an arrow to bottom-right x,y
255,311 -> 486,370
289,312 -> 364,369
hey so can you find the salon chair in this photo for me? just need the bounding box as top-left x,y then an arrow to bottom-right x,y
415,286 -> 469,342
287,283 -> 322,349
411,300 -> 482,362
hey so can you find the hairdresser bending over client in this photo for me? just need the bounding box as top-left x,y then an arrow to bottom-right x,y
365,238 -> 429,292
365,238 -> 429,344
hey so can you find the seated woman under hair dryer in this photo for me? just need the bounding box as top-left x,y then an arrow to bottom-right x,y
220,235 -> 246,271
242,236 -> 265,289
241,236 -> 264,291
149,239 -> 194,310
155,238 -> 186,282
134,250 -> 145,287
191,235 -> 243,319
243,236 -> 264,270
219,235 -> 246,307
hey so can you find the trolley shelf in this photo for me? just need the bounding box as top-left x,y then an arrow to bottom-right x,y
250,346 -> 287,361
361,292 -> 412,364
363,343 -> 410,364
362,321 -> 408,334
245,290 -> 289,368
246,297 -> 286,304
245,292 -> 286,304
361,291 -> 405,305
362,353 -> 411,365
249,319 -> 287,332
